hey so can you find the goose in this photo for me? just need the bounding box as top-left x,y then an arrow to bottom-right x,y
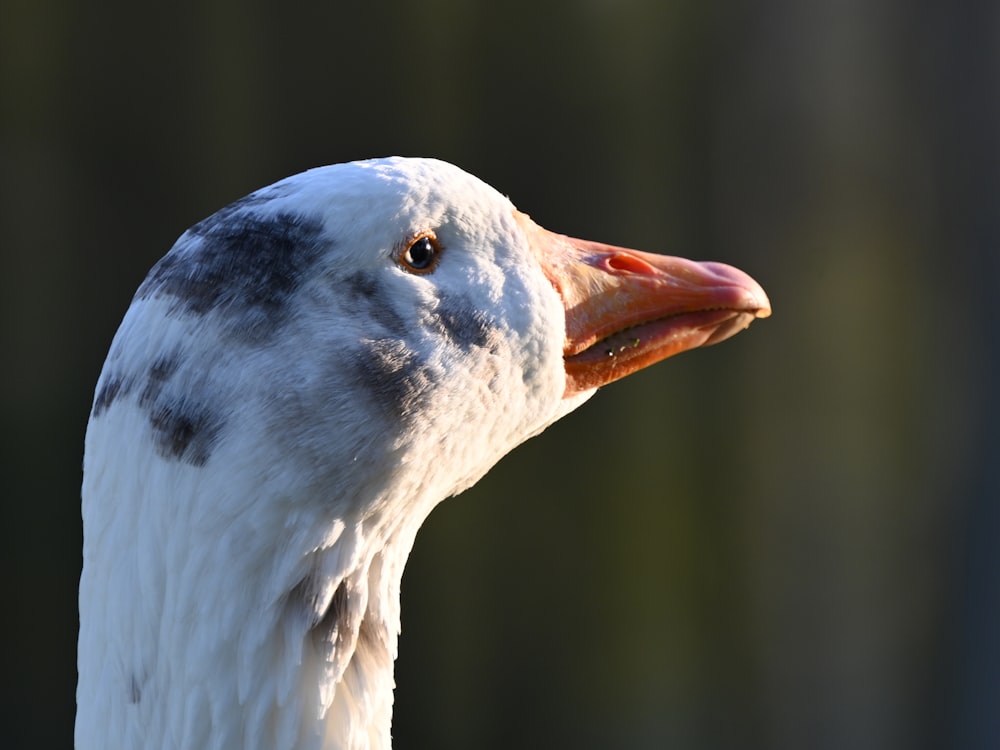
78,156 -> 770,750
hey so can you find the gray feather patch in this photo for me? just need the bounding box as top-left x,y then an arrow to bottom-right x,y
137,203 -> 329,343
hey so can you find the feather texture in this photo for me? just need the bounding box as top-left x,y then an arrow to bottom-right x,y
78,157 -> 769,749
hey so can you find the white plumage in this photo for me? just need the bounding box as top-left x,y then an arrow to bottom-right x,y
78,157 -> 769,749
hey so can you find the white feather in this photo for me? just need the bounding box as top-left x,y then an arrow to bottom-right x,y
79,158 -> 593,750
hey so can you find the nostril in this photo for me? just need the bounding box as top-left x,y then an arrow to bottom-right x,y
604,252 -> 657,275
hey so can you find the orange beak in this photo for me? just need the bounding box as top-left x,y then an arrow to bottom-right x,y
517,212 -> 772,397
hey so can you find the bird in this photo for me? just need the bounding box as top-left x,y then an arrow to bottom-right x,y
77,156 -> 770,750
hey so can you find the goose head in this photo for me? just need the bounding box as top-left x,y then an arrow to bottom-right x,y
78,157 -> 770,750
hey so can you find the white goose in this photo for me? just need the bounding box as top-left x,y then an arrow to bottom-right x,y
78,157 -> 770,750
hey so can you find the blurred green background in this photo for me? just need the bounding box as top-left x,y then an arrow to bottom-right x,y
3,0 -> 997,748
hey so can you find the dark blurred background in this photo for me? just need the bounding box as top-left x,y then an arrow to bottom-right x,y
2,0 -> 997,748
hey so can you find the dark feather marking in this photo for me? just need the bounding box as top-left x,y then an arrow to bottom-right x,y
136,353 -> 225,464
302,578 -> 356,659
138,354 -> 180,409
185,189 -> 287,234
433,294 -> 502,352
352,338 -> 435,421
148,399 -> 223,466
293,572 -> 389,685
91,353 -> 223,465
325,580 -> 351,649
137,206 -> 328,342
343,271 -> 406,337
92,375 -> 135,418
93,353 -> 180,420
128,674 -> 142,704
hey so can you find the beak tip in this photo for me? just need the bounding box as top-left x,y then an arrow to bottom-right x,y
749,290 -> 772,319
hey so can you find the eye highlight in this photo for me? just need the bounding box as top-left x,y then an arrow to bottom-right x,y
396,233 -> 442,274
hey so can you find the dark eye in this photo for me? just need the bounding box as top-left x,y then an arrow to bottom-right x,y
398,234 -> 442,274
